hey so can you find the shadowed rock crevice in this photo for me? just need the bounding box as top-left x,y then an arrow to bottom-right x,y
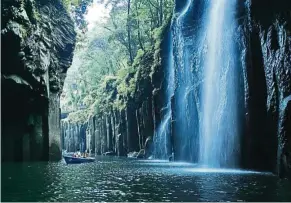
1,0 -> 76,162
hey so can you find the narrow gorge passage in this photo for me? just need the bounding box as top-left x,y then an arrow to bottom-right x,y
2,0 -> 291,202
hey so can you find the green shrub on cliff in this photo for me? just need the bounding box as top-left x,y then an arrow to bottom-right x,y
61,0 -> 174,123
65,109 -> 90,124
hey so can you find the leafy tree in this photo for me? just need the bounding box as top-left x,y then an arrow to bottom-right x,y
62,0 -> 94,31
61,0 -> 174,123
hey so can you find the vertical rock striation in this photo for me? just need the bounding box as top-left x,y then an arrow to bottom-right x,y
1,0 -> 76,161
240,0 -> 291,177
68,22 -> 171,158
169,0 -> 291,177
116,0 -> 290,178
61,119 -> 87,153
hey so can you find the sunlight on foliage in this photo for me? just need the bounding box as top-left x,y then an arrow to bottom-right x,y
61,0 -> 174,123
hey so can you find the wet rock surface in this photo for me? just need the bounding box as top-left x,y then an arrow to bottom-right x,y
71,22 -> 172,159
65,0 -> 290,179
2,0 -> 76,161
239,0 -> 291,178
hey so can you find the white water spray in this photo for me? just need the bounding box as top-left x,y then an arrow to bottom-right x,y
153,35 -> 175,159
199,0 -> 239,167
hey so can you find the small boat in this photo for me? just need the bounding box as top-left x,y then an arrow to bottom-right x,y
63,155 -> 95,164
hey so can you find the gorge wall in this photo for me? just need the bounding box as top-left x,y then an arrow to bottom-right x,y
60,0 -> 290,178
61,21 -> 172,158
1,0 -> 76,161
237,0 -> 291,177
169,0 -> 291,177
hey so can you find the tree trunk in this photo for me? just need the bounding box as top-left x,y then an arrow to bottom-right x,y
135,2 -> 144,50
159,0 -> 163,25
127,0 -> 133,64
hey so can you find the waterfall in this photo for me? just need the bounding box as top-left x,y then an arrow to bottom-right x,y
199,0 -> 239,168
153,0 -> 196,161
153,110 -> 172,159
171,0 -> 240,167
172,0 -> 200,162
153,34 -> 175,159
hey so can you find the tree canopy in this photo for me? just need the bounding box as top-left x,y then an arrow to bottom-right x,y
61,0 -> 174,123
62,0 -> 94,31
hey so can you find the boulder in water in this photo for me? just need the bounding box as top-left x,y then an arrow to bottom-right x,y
148,155 -> 154,160
127,151 -> 139,158
103,151 -> 116,156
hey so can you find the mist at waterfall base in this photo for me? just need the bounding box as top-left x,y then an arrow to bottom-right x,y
154,0 -> 243,169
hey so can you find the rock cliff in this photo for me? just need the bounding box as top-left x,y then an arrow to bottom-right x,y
1,0 -> 76,161
240,0 -> 291,178
61,21 -> 172,158
59,0 -> 291,179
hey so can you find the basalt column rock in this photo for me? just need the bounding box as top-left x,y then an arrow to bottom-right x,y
49,93 -> 62,160
61,120 -> 87,153
111,110 -> 117,153
136,99 -> 154,157
118,109 -> 128,156
94,118 -> 102,155
80,116 -> 96,154
106,113 -> 114,153
126,104 -> 139,152
278,96 -> 291,179
87,116 -> 96,153
101,115 -> 107,153
240,0 -> 291,176
1,0 -> 76,161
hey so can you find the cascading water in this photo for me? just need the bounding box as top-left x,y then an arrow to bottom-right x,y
153,110 -> 172,159
153,36 -> 175,159
172,0 -> 200,162
153,0 -> 194,160
171,0 -> 240,167
199,0 -> 239,168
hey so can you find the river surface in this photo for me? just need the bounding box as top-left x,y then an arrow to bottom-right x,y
2,156 -> 291,202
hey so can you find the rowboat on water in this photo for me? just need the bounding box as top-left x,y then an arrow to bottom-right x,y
63,155 -> 95,164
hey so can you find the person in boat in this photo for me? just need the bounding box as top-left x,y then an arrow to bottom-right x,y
74,149 -> 81,157
83,150 -> 88,158
85,150 -> 89,157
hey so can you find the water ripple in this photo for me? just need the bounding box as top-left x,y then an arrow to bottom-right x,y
2,156 -> 291,202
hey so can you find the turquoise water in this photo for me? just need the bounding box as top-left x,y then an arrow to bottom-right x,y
2,156 -> 291,201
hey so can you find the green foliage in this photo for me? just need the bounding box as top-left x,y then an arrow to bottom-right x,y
61,0 -> 93,30
61,0 -> 72,10
65,109 -> 90,124
32,9 -> 41,22
132,49 -> 145,67
61,0 -> 174,123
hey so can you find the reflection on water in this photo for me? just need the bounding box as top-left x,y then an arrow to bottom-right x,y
2,156 -> 291,202
184,167 -> 267,174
